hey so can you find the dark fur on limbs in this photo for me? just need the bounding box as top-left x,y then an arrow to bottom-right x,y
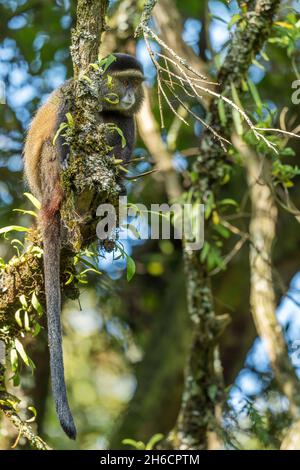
41,200 -> 76,439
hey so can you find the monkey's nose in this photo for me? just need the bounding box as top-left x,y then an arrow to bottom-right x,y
122,95 -> 135,108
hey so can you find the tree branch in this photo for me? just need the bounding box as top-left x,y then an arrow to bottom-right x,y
152,0 -> 211,109
171,0 -> 281,450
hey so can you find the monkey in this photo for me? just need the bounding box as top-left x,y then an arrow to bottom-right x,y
23,54 -> 145,439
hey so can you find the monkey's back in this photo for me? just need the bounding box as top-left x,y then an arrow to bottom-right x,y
23,88 -> 63,200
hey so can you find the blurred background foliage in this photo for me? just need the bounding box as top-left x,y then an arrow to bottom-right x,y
0,0 -> 300,450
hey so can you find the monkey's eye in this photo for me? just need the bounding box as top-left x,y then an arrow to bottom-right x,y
121,79 -> 129,87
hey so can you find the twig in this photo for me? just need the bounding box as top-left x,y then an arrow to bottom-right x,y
144,26 -> 208,80
143,29 -> 290,154
135,0 -> 158,37
1,409 -> 51,450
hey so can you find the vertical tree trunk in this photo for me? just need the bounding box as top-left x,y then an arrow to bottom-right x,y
72,0 -> 109,78
233,134 -> 300,416
172,253 -> 224,449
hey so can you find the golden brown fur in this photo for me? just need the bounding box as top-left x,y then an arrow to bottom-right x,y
24,89 -> 62,200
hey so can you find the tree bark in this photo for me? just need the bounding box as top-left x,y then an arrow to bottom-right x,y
233,134 -> 300,420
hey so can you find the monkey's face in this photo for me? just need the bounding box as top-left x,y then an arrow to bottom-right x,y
101,71 -> 145,115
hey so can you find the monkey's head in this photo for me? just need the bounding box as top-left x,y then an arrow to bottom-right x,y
101,53 -> 145,116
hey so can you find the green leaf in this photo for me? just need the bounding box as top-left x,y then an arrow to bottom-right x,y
65,272 -> 74,285
10,348 -> 18,373
11,238 -> 24,248
89,62 -> 100,71
31,292 -> 43,316
80,268 -> 102,276
247,79 -> 263,111
14,338 -> 30,367
231,82 -> 243,110
219,198 -> 238,207
232,108 -> 243,135
66,112 -> 74,128
24,311 -> 30,332
15,309 -> 23,328
200,242 -> 210,263
26,406 -> 37,423
53,122 -> 68,145
204,192 -> 215,219
126,223 -> 141,239
78,257 -> 100,270
32,322 -> 41,337
0,225 -> 29,235
13,373 -> 20,387
241,79 -> 249,92
261,50 -> 269,61
30,246 -> 43,258
280,147 -> 296,157
208,384 -> 218,402
252,59 -> 265,71
214,224 -> 231,239
27,357 -> 36,371
145,433 -> 164,450
103,93 -> 119,104
217,98 -> 227,126
126,256 -> 136,282
210,14 -> 227,24
13,208 -> 37,217
207,246 -> 224,271
108,124 -> 127,148
274,21 -> 294,29
24,192 -> 41,209
99,54 -> 117,73
212,210 -> 220,225
112,158 -> 124,165
81,74 -> 92,84
228,13 -> 241,29
107,74 -> 113,88
122,439 -> 145,450
117,130 -> 127,148
19,295 -> 28,309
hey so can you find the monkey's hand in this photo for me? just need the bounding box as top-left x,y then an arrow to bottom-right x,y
60,141 -> 70,171
61,153 -> 70,171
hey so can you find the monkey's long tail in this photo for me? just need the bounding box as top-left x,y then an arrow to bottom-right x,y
43,209 -> 77,440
